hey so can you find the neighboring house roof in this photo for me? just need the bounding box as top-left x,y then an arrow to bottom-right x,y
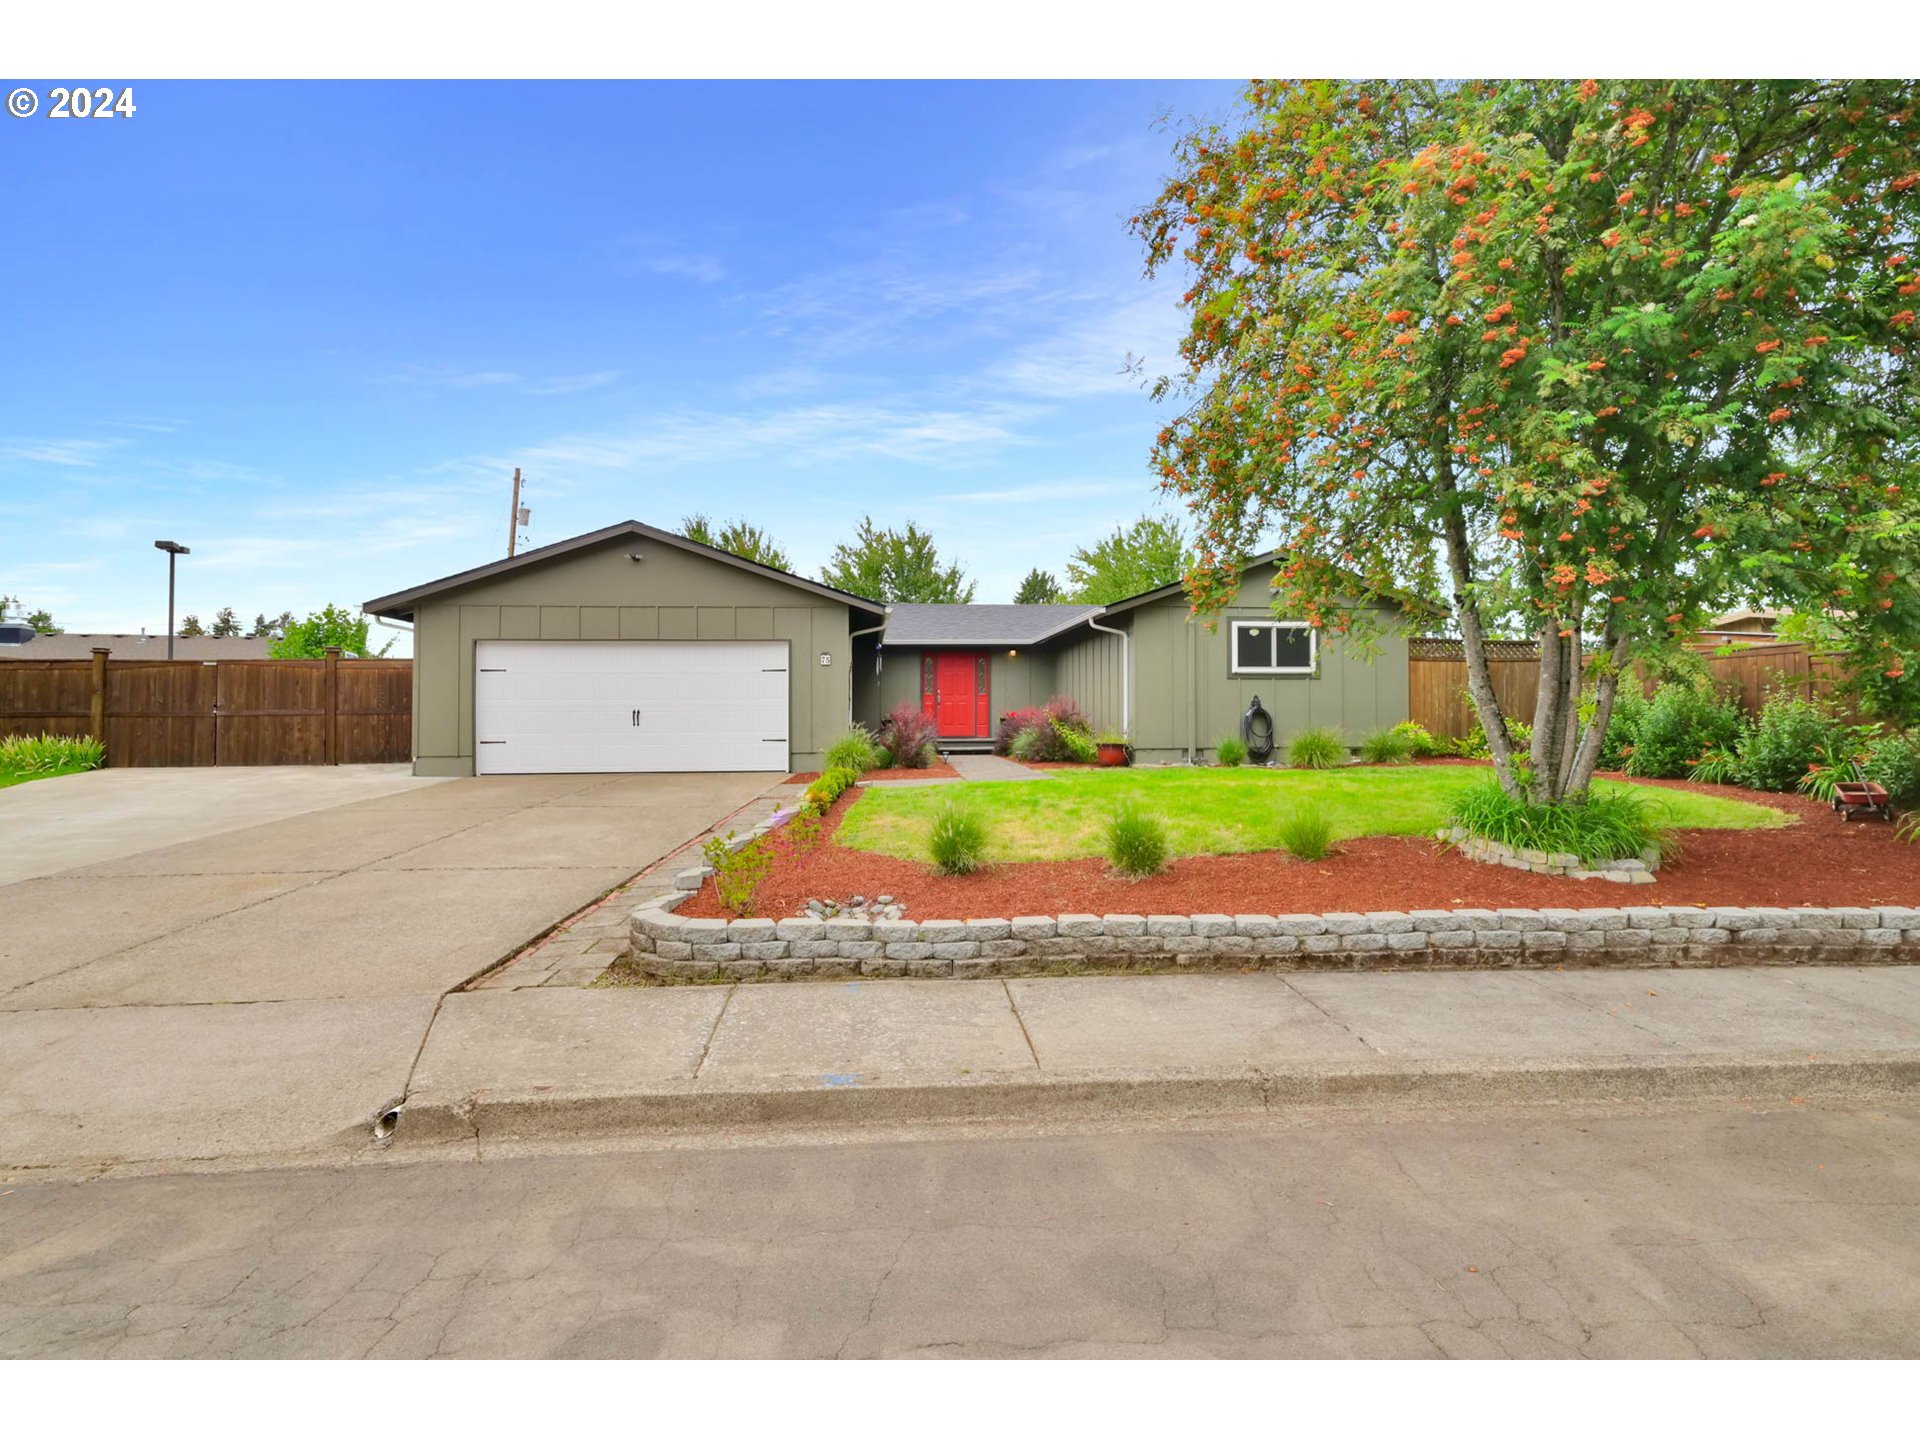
880,603 -> 1103,647
363,519 -> 888,622
0,633 -> 275,661
1707,607 -> 1787,628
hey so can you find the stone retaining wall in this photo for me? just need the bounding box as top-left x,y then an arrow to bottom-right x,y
1437,826 -> 1660,882
627,894 -> 1920,981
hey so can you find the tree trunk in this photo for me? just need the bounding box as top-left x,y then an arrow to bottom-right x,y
1563,634 -> 1633,798
1528,618 -> 1568,802
1437,510 -> 1523,798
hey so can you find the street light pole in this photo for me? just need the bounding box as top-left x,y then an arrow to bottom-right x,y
153,540 -> 190,659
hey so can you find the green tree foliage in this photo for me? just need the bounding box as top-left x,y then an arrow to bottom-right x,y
176,614 -> 205,638
1134,79 -> 1920,803
250,611 -> 294,638
268,604 -> 393,658
209,606 -> 242,637
1013,567 -> 1065,604
820,518 -> 975,604
681,514 -> 793,572
0,595 -> 57,633
1063,514 -> 1191,604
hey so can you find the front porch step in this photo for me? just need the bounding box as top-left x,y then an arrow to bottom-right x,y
936,740 -> 996,754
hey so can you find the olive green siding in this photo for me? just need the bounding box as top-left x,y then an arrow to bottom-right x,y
1119,564 -> 1411,763
408,537 -> 856,776
1051,627 -> 1127,735
857,646 -> 1059,735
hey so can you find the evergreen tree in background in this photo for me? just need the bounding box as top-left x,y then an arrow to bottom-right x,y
1013,568 -> 1065,604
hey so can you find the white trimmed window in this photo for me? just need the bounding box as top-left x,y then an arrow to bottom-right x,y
1230,619 -> 1315,675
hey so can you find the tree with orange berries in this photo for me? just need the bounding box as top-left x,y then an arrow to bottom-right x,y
1134,79 -> 1919,804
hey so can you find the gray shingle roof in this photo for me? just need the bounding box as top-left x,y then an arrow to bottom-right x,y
881,604 -> 1102,646
0,633 -> 276,661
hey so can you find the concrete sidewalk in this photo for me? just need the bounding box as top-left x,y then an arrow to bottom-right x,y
397,966 -> 1920,1152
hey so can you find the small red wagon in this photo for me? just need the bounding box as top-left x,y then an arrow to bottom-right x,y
1832,764 -> 1893,822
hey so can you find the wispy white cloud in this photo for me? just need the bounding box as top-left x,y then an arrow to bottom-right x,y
934,479 -> 1139,504
498,398 -> 1041,483
0,437 -> 124,467
371,365 -> 620,397
372,365 -> 520,389
645,254 -> 727,283
985,292 -> 1184,400
522,371 -> 620,396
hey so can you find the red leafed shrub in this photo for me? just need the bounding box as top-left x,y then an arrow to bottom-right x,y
995,695 -> 1093,762
995,707 -> 1043,755
878,702 -> 939,769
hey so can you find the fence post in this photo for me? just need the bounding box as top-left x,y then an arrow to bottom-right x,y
323,646 -> 341,765
89,647 -> 109,757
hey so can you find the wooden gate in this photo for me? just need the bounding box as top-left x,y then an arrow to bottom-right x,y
0,650 -> 412,765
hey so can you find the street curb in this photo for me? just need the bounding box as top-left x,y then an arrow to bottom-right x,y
393,1050 -> 1920,1149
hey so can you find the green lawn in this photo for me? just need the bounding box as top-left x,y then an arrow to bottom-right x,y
0,763 -> 98,790
837,765 -> 1790,864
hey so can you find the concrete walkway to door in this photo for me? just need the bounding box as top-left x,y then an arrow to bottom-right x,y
864,753 -> 1054,788
0,767 -> 774,1173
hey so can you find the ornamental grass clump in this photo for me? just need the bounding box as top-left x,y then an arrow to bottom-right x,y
822,725 -> 882,775
926,802 -> 989,876
1103,801 -> 1168,877
1276,805 -> 1337,861
877,702 -> 939,770
1357,727 -> 1413,764
1446,778 -> 1673,868
1286,726 -> 1345,770
1214,736 -> 1247,767
0,733 -> 106,774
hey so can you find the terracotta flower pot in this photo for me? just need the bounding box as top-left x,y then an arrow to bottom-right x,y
1096,742 -> 1130,767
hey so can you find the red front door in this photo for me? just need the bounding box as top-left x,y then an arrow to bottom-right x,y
925,652 -> 989,738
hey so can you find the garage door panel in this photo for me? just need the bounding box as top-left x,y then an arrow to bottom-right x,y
474,640 -> 790,775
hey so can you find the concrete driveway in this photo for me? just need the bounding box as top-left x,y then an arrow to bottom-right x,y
0,767 -> 773,1171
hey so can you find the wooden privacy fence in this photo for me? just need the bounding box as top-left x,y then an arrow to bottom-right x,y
1408,638 -> 1855,739
1407,639 -> 1543,741
0,649 -> 412,766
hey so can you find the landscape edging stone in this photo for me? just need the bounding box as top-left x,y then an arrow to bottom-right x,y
626,891 -> 1920,982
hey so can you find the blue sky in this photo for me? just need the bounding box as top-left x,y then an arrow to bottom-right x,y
1,80 -> 1243,650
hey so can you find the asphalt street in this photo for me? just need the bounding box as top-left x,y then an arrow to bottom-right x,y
4,1097 -> 1917,1358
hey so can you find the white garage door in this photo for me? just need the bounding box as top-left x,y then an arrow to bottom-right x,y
474,640 -> 789,774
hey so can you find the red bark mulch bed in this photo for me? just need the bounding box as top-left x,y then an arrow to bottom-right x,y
681,772 -> 1920,919
785,761 -> 962,784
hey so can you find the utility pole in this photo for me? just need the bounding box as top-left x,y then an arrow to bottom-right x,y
507,468 -> 524,558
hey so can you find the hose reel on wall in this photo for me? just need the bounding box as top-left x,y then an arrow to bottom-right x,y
1242,695 -> 1275,764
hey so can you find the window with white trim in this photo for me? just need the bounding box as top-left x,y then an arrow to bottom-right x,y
1230,620 -> 1315,675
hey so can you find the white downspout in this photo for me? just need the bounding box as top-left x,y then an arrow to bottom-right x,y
1086,612 -> 1129,739
848,611 -> 888,726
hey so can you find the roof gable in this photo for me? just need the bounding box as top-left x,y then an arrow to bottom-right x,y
363,520 -> 887,621
880,604 -> 1102,646
1098,553 -> 1444,619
